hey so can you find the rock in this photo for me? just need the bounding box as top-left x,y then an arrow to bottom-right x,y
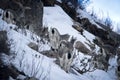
72,22 -> 84,35
74,41 -> 90,54
0,31 -> 10,54
39,27 -> 49,39
93,54 -> 109,71
25,77 -> 38,80
41,0 -> 55,6
28,42 -> 38,51
116,66 -> 120,80
0,65 -> 25,80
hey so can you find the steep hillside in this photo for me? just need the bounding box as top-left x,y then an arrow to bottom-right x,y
0,1 -> 119,80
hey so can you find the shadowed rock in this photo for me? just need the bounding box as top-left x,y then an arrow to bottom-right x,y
74,41 -> 90,54
41,0 -> 55,6
60,34 -> 70,41
72,21 -> 84,35
0,31 -> 10,54
28,42 -> 38,51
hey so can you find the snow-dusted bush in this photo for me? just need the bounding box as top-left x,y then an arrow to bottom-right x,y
78,0 -> 90,10
104,16 -> 113,28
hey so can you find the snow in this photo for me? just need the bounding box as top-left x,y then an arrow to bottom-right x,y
43,5 -> 95,50
84,69 -> 113,80
0,5 -> 118,80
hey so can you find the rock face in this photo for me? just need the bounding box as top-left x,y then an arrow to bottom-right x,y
0,31 -> 10,54
92,54 -> 109,71
1,0 -> 43,36
58,40 -> 73,57
41,0 -> 55,6
116,56 -> 120,80
55,0 -> 77,20
25,77 -> 38,80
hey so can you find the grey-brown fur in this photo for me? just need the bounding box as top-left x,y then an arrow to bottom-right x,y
58,40 -> 75,72
58,52 -> 74,72
48,28 -> 70,50
48,28 -> 75,72
116,56 -> 120,80
60,34 -> 70,41
49,28 -> 61,50
107,28 -> 120,44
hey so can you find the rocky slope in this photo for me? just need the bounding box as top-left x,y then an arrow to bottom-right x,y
0,0 -> 120,80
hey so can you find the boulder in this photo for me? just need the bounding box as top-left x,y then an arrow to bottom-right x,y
28,42 -> 38,51
41,0 -> 55,6
72,22 -> 83,35
74,41 -> 90,54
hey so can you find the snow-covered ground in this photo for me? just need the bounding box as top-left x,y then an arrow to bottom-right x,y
43,5 -> 95,50
0,5 -> 118,80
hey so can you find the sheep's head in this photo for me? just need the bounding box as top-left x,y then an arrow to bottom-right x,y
59,40 -> 73,57
2,9 -> 16,24
49,28 -> 60,50
58,40 -> 74,72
